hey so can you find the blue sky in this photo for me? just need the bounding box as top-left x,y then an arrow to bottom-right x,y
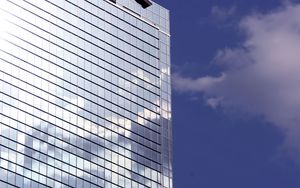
156,0 -> 300,187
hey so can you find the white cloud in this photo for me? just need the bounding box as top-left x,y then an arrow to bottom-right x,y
211,5 -> 237,22
206,97 -> 223,109
173,73 -> 226,93
174,3 -> 300,161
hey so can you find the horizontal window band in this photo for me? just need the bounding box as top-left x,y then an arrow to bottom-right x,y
0,74 -> 162,154
0,49 -> 161,135
0,178 -> 21,188
0,127 -> 159,186
0,103 -> 162,173
0,36 -> 161,122
1,2 -> 161,80
0,166 -> 49,188
2,20 -> 161,97
24,0 -> 160,62
0,147 -> 108,188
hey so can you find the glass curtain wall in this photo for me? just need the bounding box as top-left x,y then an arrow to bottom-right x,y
0,0 -> 171,187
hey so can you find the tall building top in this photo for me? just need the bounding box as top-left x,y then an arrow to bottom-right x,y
110,0 -> 152,8
135,0 -> 152,8
108,0 -> 170,35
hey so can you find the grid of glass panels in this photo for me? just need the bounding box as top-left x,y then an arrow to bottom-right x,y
0,0 -> 171,187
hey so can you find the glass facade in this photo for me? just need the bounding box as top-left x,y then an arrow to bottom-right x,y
0,0 -> 172,188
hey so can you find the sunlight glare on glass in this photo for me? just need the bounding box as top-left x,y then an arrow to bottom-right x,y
0,8 -> 14,50
0,1 -> 22,60
0,11 -> 8,35
0,1 -> 11,34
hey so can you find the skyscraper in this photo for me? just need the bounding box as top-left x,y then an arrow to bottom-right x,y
0,0 -> 172,187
